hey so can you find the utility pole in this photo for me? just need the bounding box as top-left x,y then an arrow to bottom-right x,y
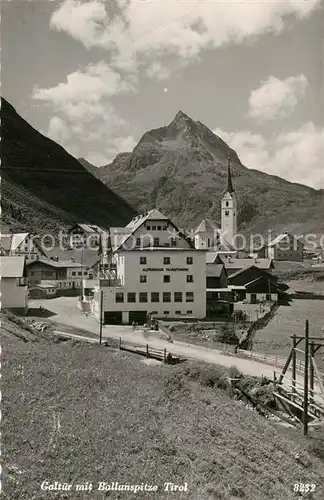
303,319 -> 309,436
99,290 -> 103,345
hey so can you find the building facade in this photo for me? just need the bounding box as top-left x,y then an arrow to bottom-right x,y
1,232 -> 46,262
266,233 -> 304,262
91,209 -> 206,324
1,256 -> 28,313
67,224 -> 107,249
27,259 -> 90,288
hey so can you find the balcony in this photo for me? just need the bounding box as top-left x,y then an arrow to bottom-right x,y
99,278 -> 122,287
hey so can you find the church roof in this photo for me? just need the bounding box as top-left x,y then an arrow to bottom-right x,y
194,219 -> 220,234
223,152 -> 235,194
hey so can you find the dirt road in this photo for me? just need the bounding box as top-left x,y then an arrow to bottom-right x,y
29,298 -> 323,397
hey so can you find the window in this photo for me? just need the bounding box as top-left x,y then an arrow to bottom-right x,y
140,256 -> 147,264
163,292 -> 171,302
151,292 -> 159,302
151,311 -> 158,315
139,292 -> 148,302
140,275 -> 147,283
187,310 -> 193,314
226,201 -> 229,207
136,237 -> 141,246
153,237 -> 160,246
174,292 -> 182,302
170,238 -> 177,247
128,292 -> 136,303
225,210 -> 229,216
163,311 -> 169,315
163,226 -> 167,230
72,271 -> 76,276
186,292 -> 194,302
116,292 -> 124,303
146,225 -> 151,230
186,275 -> 193,283
152,225 -> 156,230
78,272 -> 82,276
175,310 -> 181,315
207,238 -> 211,247
163,275 -> 170,283
157,225 -> 161,230
266,294 -> 271,301
186,257 -> 193,265
163,257 -> 170,264
30,271 -> 35,276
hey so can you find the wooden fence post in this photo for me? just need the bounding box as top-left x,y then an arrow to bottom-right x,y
119,337 -> 121,350
146,344 -> 149,358
163,348 -> 166,364
292,334 -> 297,396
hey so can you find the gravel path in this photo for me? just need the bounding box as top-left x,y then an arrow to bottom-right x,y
29,298 -> 323,398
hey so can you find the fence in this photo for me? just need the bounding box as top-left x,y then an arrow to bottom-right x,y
237,349 -> 305,372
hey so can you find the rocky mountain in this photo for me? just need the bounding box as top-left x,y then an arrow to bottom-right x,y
81,111 -> 323,237
0,98 -> 136,234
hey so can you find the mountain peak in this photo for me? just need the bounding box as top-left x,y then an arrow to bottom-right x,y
171,110 -> 195,126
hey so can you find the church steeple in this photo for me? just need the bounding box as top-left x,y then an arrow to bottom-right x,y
227,152 -> 234,194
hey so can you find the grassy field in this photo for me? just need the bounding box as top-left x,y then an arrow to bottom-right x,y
252,299 -> 324,371
2,314 -> 324,500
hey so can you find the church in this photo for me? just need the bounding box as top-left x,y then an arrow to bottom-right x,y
194,153 -> 237,252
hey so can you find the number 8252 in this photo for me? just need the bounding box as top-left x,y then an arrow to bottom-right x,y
293,484 -> 316,493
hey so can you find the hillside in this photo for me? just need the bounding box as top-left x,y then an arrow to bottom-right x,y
2,312 -> 324,500
83,111 -> 323,236
0,98 -> 136,234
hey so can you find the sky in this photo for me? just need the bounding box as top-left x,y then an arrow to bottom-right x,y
1,0 -> 323,189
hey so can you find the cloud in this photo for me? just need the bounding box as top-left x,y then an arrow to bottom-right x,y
32,60 -> 136,153
214,123 -> 323,189
50,0 -> 320,77
86,135 -> 137,166
33,61 -> 135,109
248,75 -> 308,121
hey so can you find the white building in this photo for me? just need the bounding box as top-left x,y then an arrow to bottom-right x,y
221,153 -> 237,247
0,256 -> 28,313
0,232 -> 46,262
91,209 -> 206,324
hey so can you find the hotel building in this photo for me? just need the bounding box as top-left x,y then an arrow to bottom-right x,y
91,209 -> 206,324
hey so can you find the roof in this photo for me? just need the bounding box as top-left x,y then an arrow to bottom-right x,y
27,259 -> 88,269
1,256 -> 26,278
226,153 -> 234,194
71,223 -> 107,234
126,209 -> 168,230
35,283 -> 57,289
228,265 -> 275,281
220,257 -> 273,270
109,227 -> 132,252
194,219 -> 220,234
244,276 -> 281,290
45,247 -> 100,268
267,232 -> 303,247
206,264 -> 225,277
11,233 -> 29,251
115,208 -> 195,252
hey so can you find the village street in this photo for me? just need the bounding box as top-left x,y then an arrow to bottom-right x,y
27,297 -> 321,397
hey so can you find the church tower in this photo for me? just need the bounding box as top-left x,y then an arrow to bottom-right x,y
221,153 -> 237,247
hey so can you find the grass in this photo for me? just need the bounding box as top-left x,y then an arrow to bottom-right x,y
2,313 -> 324,500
